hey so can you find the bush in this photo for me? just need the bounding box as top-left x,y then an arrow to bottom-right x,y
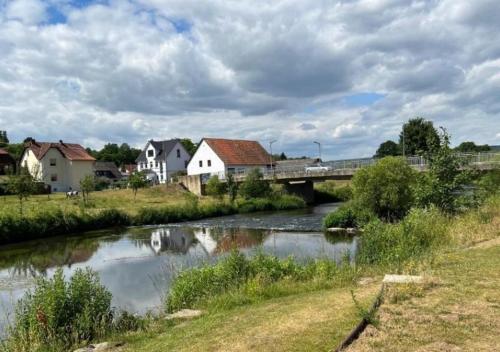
238,168 -> 272,199
5,268 -> 113,352
352,157 -> 417,221
357,207 -> 450,266
314,182 -> 352,203
323,203 -> 375,229
206,176 -> 227,200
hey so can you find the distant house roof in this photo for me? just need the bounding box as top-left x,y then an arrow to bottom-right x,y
24,140 -> 95,161
203,138 -> 271,166
94,161 -> 122,179
0,148 -> 9,156
136,139 -> 185,163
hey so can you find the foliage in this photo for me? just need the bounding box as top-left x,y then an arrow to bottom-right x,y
7,167 -> 37,216
128,171 -> 148,200
400,117 -> 440,156
352,157 -> 417,221
374,140 -> 401,158
414,129 -> 473,213
476,169 -> 500,199
80,175 -> 95,205
5,268 -> 113,352
0,130 -> 9,146
454,141 -> 491,153
180,138 -> 198,156
357,207 -> 450,267
86,143 -> 141,167
314,182 -> 352,203
238,168 -> 271,199
322,202 -> 374,229
5,143 -> 24,162
226,173 -> 238,203
206,175 -> 227,200
166,251 -> 357,313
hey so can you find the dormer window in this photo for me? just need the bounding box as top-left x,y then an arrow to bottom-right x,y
148,150 -> 154,157
50,158 -> 56,166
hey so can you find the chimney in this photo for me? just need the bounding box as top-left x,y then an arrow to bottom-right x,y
59,140 -> 65,146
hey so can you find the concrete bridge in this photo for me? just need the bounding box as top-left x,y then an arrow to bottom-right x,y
179,152 -> 500,203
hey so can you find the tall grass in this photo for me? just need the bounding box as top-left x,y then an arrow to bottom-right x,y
0,195 -> 306,245
3,268 -> 114,352
166,251 -> 358,313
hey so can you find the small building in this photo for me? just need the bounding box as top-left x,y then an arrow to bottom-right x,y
136,139 -> 191,183
20,140 -> 95,192
187,138 -> 271,179
0,148 -> 15,175
121,164 -> 137,178
94,161 -> 122,185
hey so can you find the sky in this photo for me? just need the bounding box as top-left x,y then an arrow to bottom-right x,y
0,0 -> 499,159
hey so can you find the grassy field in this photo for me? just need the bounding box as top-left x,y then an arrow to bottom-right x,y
0,185 -> 193,216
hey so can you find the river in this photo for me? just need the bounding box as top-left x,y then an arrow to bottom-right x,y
0,203 -> 357,335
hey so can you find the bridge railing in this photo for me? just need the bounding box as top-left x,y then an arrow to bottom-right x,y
232,152 -> 500,180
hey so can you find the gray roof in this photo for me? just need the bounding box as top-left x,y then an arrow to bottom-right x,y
136,139 -> 184,163
94,161 -> 122,179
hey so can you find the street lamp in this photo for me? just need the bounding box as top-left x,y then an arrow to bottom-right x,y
313,141 -> 322,163
269,140 -> 277,175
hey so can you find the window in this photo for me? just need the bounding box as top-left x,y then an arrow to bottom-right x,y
177,149 -> 181,158
228,168 -> 235,174
148,150 -> 154,157
155,161 -> 159,167
51,174 -> 57,182
150,162 -> 153,168
184,160 -> 188,168
199,160 -> 203,167
50,158 -> 56,166
207,160 -> 212,167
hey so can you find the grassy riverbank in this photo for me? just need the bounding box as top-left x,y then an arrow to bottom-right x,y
0,186 -> 306,245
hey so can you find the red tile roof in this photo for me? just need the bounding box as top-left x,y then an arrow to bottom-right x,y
0,148 -> 9,155
204,138 -> 270,166
26,141 -> 95,161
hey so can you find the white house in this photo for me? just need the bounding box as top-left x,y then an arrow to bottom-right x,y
136,139 -> 191,183
187,138 -> 271,179
20,139 -> 96,192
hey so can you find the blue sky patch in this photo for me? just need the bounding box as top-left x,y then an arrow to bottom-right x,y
170,18 -> 192,33
344,92 -> 384,106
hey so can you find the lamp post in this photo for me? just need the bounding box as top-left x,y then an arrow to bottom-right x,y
269,140 -> 277,175
313,141 -> 322,163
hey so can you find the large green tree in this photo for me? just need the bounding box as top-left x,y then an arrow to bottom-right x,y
87,143 -> 141,167
374,140 -> 401,158
400,117 -> 440,156
454,141 -> 491,153
180,138 -> 198,156
352,156 -> 417,221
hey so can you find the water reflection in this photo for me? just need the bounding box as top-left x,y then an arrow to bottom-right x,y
0,203 -> 355,335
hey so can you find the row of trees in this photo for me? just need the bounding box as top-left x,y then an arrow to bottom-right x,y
375,117 -> 492,158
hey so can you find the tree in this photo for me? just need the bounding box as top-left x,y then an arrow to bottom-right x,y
7,167 -> 36,216
374,140 -> 401,158
206,175 -> 227,200
226,173 -> 238,203
128,171 -> 147,200
400,117 -> 440,156
80,175 -> 95,205
180,138 -> 198,156
414,129 -> 473,213
238,168 -> 272,199
0,131 -> 9,146
455,141 -> 491,153
352,156 -> 417,221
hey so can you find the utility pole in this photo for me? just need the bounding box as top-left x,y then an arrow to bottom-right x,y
313,141 -> 322,163
269,140 -> 277,175
402,130 -> 406,158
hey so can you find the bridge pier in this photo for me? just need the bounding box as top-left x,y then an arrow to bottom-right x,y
283,180 -> 315,204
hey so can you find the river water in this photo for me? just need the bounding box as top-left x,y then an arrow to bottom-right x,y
0,203 -> 357,334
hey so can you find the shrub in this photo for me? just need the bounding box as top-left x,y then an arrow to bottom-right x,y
314,182 -> 353,203
352,156 -> 417,221
357,207 -> 450,266
238,168 -> 272,199
5,268 -> 113,352
206,175 -> 227,200
323,204 -> 357,228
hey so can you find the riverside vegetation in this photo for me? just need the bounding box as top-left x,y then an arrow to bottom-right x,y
2,129 -> 500,351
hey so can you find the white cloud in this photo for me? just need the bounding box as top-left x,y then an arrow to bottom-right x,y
6,0 -> 47,25
0,0 -> 498,158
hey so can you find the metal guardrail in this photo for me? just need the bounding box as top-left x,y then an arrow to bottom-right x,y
229,152 -> 500,180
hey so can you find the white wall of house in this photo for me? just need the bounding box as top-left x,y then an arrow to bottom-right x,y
137,141 -> 190,183
21,148 -> 94,192
187,140 -> 226,178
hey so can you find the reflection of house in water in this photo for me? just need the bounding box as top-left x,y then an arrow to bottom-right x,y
193,227 -> 267,255
150,228 -> 196,254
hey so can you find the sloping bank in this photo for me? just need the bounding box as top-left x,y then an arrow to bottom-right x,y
0,195 -> 305,246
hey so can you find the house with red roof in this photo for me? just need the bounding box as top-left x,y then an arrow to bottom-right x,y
20,139 -> 95,192
187,138 -> 271,179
